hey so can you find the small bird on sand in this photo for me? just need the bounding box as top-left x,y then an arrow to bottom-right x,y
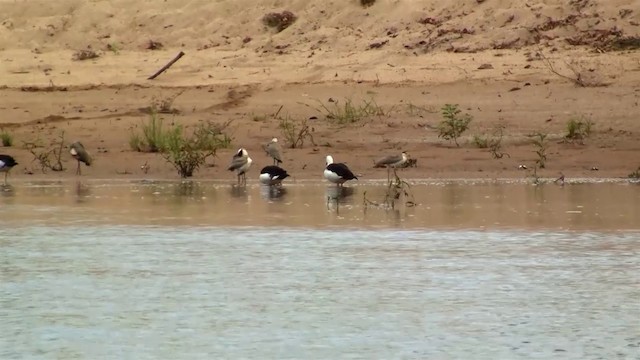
228,148 -> 252,185
374,151 -> 408,180
263,137 -> 283,165
69,142 -> 92,175
259,165 -> 290,186
324,155 -> 357,187
0,154 -> 18,185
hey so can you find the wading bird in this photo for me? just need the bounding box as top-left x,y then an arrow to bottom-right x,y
0,154 -> 18,185
374,151 -> 408,180
324,155 -> 357,187
259,165 -> 290,186
263,137 -> 283,166
69,142 -> 92,175
228,148 -> 252,185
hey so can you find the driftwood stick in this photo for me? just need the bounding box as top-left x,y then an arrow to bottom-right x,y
148,51 -> 185,80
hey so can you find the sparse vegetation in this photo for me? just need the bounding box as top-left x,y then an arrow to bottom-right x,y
262,11 -> 297,32
438,104 -> 472,147
141,111 -> 168,152
538,49 -> 608,87
314,97 -> 390,125
23,131 -> 66,173
278,114 -> 315,149
530,132 -> 549,169
72,48 -> 100,61
628,166 -> 640,180
1,131 -> 13,147
363,172 -> 416,210
161,121 -> 233,178
565,115 -> 594,142
106,43 -> 120,54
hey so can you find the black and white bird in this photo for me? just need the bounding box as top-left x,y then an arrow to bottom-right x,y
324,155 -> 357,186
374,151 -> 408,180
69,141 -> 92,175
0,154 -> 18,185
259,165 -> 290,186
228,148 -> 252,185
263,137 -> 283,165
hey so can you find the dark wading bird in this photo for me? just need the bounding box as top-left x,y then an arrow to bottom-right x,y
374,151 -> 408,180
228,148 -> 252,185
69,142 -> 92,175
259,165 -> 290,187
0,154 -> 18,185
263,137 -> 283,166
324,155 -> 357,187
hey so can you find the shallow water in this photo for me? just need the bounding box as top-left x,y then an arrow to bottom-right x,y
1,180 -> 639,359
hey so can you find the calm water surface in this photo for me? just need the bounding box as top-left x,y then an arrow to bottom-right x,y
1,180 -> 639,359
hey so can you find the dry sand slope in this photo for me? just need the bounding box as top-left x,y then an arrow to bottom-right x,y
0,0 -> 639,181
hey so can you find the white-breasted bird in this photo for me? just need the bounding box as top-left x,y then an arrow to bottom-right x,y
324,155 -> 357,186
228,148 -> 252,185
69,142 -> 92,175
0,154 -> 18,185
259,165 -> 290,186
263,137 -> 283,166
374,151 -> 408,180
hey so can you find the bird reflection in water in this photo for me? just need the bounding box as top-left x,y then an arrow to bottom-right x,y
1,183 -> 15,197
326,186 -> 356,214
75,181 -> 91,203
260,185 -> 287,201
230,184 -> 249,199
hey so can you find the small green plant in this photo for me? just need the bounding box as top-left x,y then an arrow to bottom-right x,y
279,115 -> 315,149
1,131 -> 13,147
628,166 -> 640,180
472,135 -> 489,148
438,104 -> 472,147
531,132 -> 549,168
142,111 -> 168,152
314,97 -> 389,125
106,43 -> 120,54
565,115 -> 594,142
161,122 -> 232,178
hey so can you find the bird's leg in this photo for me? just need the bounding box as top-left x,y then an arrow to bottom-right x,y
76,161 -> 81,175
4,172 -> 7,186
386,167 -> 390,183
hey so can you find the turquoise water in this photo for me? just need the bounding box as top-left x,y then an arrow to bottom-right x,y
1,181 -> 639,359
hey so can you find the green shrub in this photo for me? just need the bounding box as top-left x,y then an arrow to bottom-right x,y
1,131 -> 13,147
438,104 -> 472,147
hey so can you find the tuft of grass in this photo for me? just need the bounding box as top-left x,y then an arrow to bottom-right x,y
565,115 -> 594,142
262,11 -> 297,32
628,166 -> 640,180
530,132 -> 549,169
314,97 -> 390,125
142,111 -> 167,152
472,135 -> 489,148
360,0 -> 376,7
1,131 -> 13,147
437,104 -> 472,147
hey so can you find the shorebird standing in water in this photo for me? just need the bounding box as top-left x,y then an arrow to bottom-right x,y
228,148 -> 252,185
263,137 -> 283,166
259,165 -> 290,187
0,154 -> 18,185
324,155 -> 357,187
374,151 -> 408,180
69,142 -> 92,175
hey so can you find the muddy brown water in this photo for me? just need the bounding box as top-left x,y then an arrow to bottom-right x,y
1,180 -> 639,359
